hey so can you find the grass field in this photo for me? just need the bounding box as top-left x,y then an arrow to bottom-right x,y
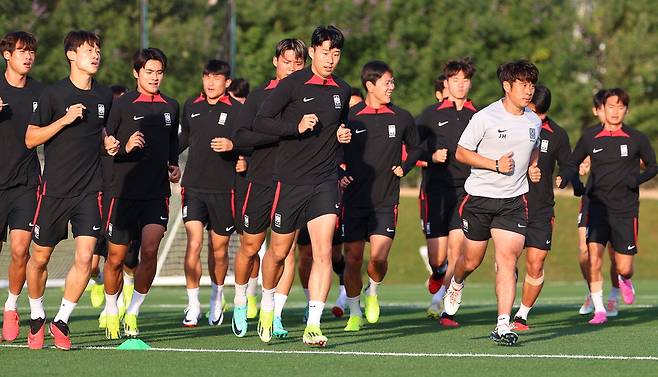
1,283 -> 658,376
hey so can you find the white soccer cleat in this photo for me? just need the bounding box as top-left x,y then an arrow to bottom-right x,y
443,282 -> 463,316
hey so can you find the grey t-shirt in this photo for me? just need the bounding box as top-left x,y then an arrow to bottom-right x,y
458,99 -> 541,198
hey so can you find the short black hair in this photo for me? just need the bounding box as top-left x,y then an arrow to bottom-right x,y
228,78 -> 249,98
111,84 -> 127,98
497,60 -> 539,90
203,59 -> 230,78
310,25 -> 344,49
1,31 -> 38,55
592,89 -> 608,109
434,74 -> 446,92
361,61 -> 393,91
275,38 -> 308,62
443,57 -> 476,79
133,47 -> 167,72
64,30 -> 101,62
350,86 -> 363,99
603,87 -> 630,107
530,84 -> 551,114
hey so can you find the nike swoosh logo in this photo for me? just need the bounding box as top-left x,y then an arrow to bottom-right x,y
29,222 -> 35,227
160,216 -> 168,221
386,228 -> 395,232
546,240 -> 551,244
303,97 -> 315,103
517,224 -> 526,228
593,148 -> 603,153
335,204 -> 340,209
438,121 -> 449,127
226,226 -> 234,232
498,129 -> 507,133
133,116 -> 145,121
628,245 -> 636,250
355,129 -> 366,134
92,226 -> 101,231
191,113 -> 200,118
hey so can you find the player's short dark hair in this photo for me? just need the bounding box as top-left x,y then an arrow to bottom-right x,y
275,38 -> 308,62
351,87 -> 363,99
434,75 -> 446,93
361,61 -> 393,91
531,84 -> 551,114
497,60 -> 539,88
592,89 -> 608,109
603,87 -> 630,107
203,59 -> 230,78
443,57 -> 476,79
64,30 -> 101,61
133,47 -> 167,72
1,31 -> 38,55
228,78 -> 249,98
111,85 -> 127,98
310,25 -> 344,49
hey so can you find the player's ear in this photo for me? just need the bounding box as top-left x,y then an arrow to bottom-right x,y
224,78 -> 232,89
502,80 -> 512,93
133,69 -> 139,80
272,56 -> 278,69
66,49 -> 76,63
308,46 -> 314,60
365,81 -> 375,93
2,50 -> 11,61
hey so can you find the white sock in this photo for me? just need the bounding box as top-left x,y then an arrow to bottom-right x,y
307,300 -> 325,326
234,283 -> 248,307
346,295 -> 362,317
187,287 -> 200,308
497,314 -> 510,327
515,304 -> 531,320
53,298 -> 77,323
123,272 -> 134,286
105,292 -> 119,315
303,288 -> 310,301
261,288 -> 275,312
431,285 -> 446,304
29,296 -> 45,320
210,283 -> 223,310
247,277 -> 258,297
5,291 -> 19,311
451,277 -> 464,290
274,293 -> 288,317
591,291 -> 605,313
609,287 -> 620,300
117,290 -> 125,308
365,277 -> 380,296
126,290 -> 147,316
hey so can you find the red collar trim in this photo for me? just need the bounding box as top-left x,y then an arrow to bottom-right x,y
436,99 -> 476,111
133,92 -> 167,103
304,74 -> 339,87
356,104 -> 395,116
192,92 -> 232,106
265,79 -> 279,90
541,119 -> 554,133
594,127 -> 630,138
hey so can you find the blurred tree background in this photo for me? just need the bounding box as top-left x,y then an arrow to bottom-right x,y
1,0 -> 656,180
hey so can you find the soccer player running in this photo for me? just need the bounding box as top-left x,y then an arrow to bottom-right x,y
102,48 -> 180,339
570,88 -> 656,325
415,58 -> 477,327
231,38 -> 307,338
511,85 -> 579,330
0,31 -> 43,343
24,30 -> 113,350
341,61 -> 420,332
443,60 -> 542,346
253,25 -> 351,346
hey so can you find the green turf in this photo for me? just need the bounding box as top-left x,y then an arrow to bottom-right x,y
1,283 -> 657,376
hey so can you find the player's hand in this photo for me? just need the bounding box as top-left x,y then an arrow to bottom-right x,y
0,97 -> 5,111
168,165 -> 181,183
339,175 -> 353,188
528,161 -> 541,183
210,137 -> 233,152
432,148 -> 448,163
392,166 -> 404,178
298,114 -> 319,134
497,152 -> 515,174
579,157 -> 590,176
104,135 -> 120,156
337,124 -> 351,144
235,156 -> 247,173
61,103 -> 86,125
126,131 -> 145,153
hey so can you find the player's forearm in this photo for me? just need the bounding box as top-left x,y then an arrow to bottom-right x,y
25,121 -> 66,148
234,127 -> 279,148
253,115 -> 298,137
455,145 -> 496,171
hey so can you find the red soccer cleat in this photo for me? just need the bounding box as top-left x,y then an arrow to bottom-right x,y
49,320 -> 71,351
2,310 -> 20,341
512,317 -> 529,331
331,306 -> 344,318
427,274 -> 444,295
439,316 -> 460,328
27,318 -> 45,350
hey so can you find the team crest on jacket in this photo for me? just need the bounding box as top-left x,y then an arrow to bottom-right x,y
33,101 -> 38,112
620,145 -> 628,157
529,128 -> 537,142
218,112 -> 228,126
388,124 -> 396,138
541,139 -> 549,153
98,104 -> 105,118
333,95 -> 342,109
164,113 -> 172,126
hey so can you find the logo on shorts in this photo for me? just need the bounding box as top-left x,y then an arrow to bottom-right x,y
164,112 -> 172,126
218,112 -> 228,126
425,221 -> 431,235
92,226 -> 101,231
462,219 -> 468,233
627,245 -> 636,251
386,227 -> 395,233
333,95 -> 342,109
244,215 -> 249,228
34,225 -> 40,239
33,101 -> 38,112
541,139 -> 549,153
341,224 -> 345,237
182,206 -> 188,218
529,128 -> 537,142
108,223 -> 113,237
620,144 -> 628,157
388,124 -> 396,138
98,104 -> 105,118
274,213 -> 282,228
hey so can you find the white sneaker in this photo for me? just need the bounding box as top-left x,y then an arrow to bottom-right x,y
606,298 -> 619,317
182,306 -> 201,327
443,281 -> 463,316
579,294 -> 594,315
490,323 -> 518,346
208,302 -> 224,326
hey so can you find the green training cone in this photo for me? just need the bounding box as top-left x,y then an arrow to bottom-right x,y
116,338 -> 151,350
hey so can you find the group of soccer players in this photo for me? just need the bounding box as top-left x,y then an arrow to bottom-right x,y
0,24 -> 655,350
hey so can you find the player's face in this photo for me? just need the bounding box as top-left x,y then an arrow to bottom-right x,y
309,41 -> 341,77
134,59 -> 164,95
71,42 -> 101,75
3,42 -> 35,76
444,71 -> 471,101
603,96 -> 627,126
202,73 -> 229,100
349,95 -> 363,108
369,71 -> 395,105
273,49 -> 305,80
505,79 -> 535,108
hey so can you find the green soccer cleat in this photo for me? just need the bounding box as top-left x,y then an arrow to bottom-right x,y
344,315 -> 362,332
105,314 -> 121,340
98,310 -> 107,329
426,303 -> 441,319
246,295 -> 258,319
364,295 -> 380,324
272,316 -> 288,338
90,283 -> 105,308
303,324 -> 327,347
123,313 -> 139,338
257,310 -> 273,343
231,305 -> 248,337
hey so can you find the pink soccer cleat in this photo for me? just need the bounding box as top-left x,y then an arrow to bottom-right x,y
618,277 -> 635,305
588,311 -> 608,325
2,310 -> 20,341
